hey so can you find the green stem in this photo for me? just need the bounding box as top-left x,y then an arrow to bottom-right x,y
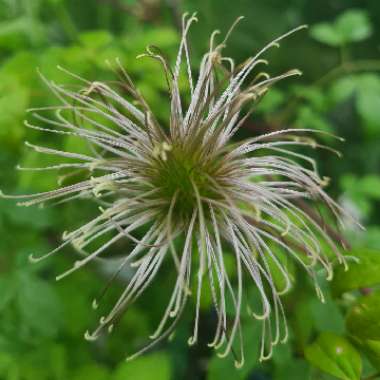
272,58 -> 380,124
339,44 -> 350,65
317,59 -> 380,86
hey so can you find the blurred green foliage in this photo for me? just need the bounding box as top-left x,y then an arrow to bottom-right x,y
1,0 -> 380,379
305,332 -> 362,380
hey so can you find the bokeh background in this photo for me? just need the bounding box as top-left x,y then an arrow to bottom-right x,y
1,0 -> 380,379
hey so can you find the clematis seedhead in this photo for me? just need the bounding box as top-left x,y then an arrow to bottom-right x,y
1,14 -> 359,366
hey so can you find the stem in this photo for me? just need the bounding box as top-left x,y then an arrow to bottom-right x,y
317,59 -> 380,87
272,59 -> 380,124
339,44 -> 349,65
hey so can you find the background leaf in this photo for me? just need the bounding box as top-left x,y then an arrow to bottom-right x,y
331,249 -> 380,297
310,23 -> 343,46
16,273 -> 63,339
346,292 -> 380,341
335,9 -> 372,43
304,332 -> 362,380
310,9 -> 372,46
113,352 -> 171,380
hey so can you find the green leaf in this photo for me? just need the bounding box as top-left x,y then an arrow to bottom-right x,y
310,9 -> 372,47
341,175 -> 380,200
329,74 -> 380,108
355,74 -> 380,136
310,23 -> 343,46
0,73 -> 29,145
264,244 -> 295,295
304,332 -> 362,380
0,352 -> 13,377
55,269 -> 95,338
48,344 -> 67,380
207,321 -> 261,380
0,275 -> 16,311
356,74 -> 380,92
207,355 -> 245,380
331,249 -> 380,297
359,227 -> 380,251
64,134 -> 93,156
79,30 -> 113,49
356,338 -> 380,371
18,150 -> 59,192
0,17 -> 28,37
257,88 -> 285,113
292,86 -> 326,111
340,175 -> 380,217
124,27 -> 178,53
4,201 -> 56,230
335,9 -> 372,43
0,50 -> 37,79
357,89 -> 380,136
289,297 -> 314,351
329,76 -> 358,104
310,294 -> 345,333
16,273 -> 62,339
357,176 -> 380,199
0,17 -> 29,50
113,352 -> 171,380
72,364 -> 110,380
16,343 -> 68,380
346,292 -> 380,340
273,359 -> 310,380
296,106 -> 333,134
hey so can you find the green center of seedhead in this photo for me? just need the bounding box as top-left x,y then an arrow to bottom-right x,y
152,144 -> 220,220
